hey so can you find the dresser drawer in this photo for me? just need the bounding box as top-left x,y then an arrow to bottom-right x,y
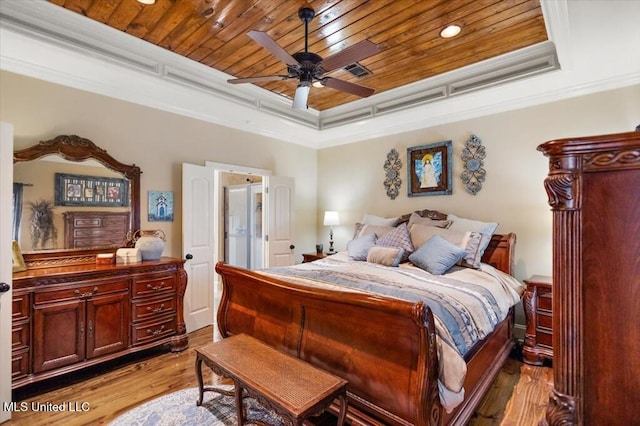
12,348 -> 30,380
12,321 -> 29,351
12,293 -> 30,321
131,315 -> 176,346
132,274 -> 176,298
132,295 -> 176,322
34,279 -> 129,304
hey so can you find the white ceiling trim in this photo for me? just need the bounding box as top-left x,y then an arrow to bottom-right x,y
1,0 -> 639,149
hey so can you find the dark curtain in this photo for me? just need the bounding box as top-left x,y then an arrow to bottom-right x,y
12,182 -> 24,241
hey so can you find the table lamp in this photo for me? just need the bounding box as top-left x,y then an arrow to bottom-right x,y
323,211 -> 340,254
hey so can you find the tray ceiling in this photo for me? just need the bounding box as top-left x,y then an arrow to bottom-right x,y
47,0 -> 549,112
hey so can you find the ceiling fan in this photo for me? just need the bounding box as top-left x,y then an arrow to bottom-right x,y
227,7 -> 380,110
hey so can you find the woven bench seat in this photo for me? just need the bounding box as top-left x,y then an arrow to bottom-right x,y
195,333 -> 348,425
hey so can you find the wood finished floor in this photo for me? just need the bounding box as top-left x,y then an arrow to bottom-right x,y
6,326 -> 549,425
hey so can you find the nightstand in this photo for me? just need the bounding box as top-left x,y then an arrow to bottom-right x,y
302,252 -> 327,263
523,274 -> 553,365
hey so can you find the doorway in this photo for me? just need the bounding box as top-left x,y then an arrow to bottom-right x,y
223,175 -> 263,270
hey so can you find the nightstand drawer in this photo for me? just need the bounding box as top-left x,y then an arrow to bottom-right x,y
536,330 -> 553,348
537,293 -> 552,311
537,311 -> 553,330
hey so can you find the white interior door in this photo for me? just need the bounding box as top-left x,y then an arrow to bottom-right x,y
0,123 -> 14,423
265,176 -> 295,267
182,163 -> 215,333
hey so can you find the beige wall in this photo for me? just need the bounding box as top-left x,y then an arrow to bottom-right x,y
1,71 -> 318,260
3,69 -> 639,281
317,85 -> 640,282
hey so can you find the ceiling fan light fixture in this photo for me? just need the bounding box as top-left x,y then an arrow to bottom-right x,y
440,25 -> 461,39
292,84 -> 311,109
137,0 -> 156,4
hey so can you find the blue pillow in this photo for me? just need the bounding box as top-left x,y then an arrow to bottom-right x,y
408,235 -> 466,275
346,233 -> 377,261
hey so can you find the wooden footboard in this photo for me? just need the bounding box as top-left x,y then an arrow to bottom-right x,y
215,258 -> 516,425
215,262 -> 441,425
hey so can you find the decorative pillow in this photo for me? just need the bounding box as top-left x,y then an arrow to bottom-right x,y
407,212 -> 451,229
367,246 -> 405,267
358,224 -> 395,239
447,214 -> 498,237
376,222 -> 414,257
458,231 -> 492,269
447,214 -> 498,261
409,223 -> 468,250
361,213 -> 399,227
346,233 -> 377,261
408,235 -> 467,275
396,208 -> 448,226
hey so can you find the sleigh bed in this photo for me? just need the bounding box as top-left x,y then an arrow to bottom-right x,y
215,211 -> 521,426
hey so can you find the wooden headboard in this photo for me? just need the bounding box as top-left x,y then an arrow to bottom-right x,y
481,233 -> 516,276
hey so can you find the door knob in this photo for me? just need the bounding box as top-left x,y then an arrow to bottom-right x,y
185,254 -> 193,260
0,282 -> 10,293
289,245 -> 295,250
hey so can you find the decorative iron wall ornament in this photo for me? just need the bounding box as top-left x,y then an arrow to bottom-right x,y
461,134 -> 486,195
383,148 -> 402,200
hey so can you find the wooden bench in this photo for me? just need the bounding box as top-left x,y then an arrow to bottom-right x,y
195,333 -> 348,425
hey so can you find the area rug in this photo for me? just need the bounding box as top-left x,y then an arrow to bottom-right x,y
110,384 -> 284,426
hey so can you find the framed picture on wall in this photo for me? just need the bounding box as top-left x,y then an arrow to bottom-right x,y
55,173 -> 129,207
148,191 -> 174,222
407,141 -> 453,196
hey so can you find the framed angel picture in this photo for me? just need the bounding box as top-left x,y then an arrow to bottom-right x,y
407,141 -> 453,196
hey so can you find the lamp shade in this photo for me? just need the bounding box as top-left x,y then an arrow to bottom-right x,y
323,211 -> 340,226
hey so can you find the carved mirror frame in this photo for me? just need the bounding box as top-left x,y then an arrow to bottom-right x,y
13,134 -> 141,268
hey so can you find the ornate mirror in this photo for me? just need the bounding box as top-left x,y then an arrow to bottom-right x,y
13,134 -> 141,267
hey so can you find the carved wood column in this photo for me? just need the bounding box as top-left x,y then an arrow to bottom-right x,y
541,155 -> 581,425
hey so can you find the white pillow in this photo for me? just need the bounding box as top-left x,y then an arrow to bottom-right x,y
361,213 -> 399,227
447,214 -> 498,236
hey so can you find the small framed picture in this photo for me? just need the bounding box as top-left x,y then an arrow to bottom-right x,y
148,191 -> 174,222
407,141 -> 453,196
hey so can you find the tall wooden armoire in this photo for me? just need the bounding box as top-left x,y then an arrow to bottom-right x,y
538,131 -> 640,425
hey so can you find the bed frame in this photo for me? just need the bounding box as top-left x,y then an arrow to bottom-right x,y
215,232 -> 516,426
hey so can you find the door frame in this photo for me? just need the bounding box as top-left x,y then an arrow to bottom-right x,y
205,162 -> 271,280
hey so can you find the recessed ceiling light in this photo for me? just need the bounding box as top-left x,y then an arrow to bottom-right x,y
440,25 -> 461,39
137,0 -> 156,5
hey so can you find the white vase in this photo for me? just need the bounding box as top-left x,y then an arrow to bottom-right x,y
134,230 -> 165,260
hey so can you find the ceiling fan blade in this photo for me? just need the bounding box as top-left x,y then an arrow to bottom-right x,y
247,30 -> 300,66
322,77 -> 375,98
319,40 -> 379,73
227,75 -> 290,84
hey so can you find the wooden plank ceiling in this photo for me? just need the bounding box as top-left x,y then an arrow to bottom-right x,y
48,0 -> 548,111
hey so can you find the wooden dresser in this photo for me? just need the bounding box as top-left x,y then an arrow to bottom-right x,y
64,211 -> 130,249
538,131 -> 640,425
11,257 -> 188,388
522,275 -> 553,365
